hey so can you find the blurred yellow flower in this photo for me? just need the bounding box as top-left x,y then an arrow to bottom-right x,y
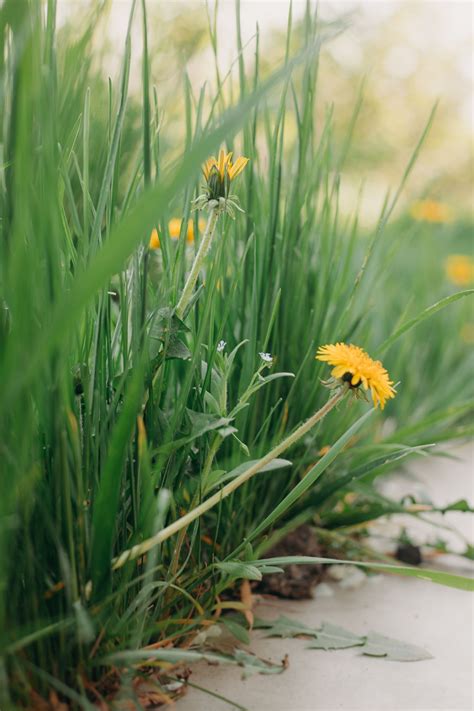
149,227 -> 160,250
149,218 -> 205,250
410,199 -> 452,224
445,255 -> 474,286
460,323 -> 474,344
316,343 -> 396,410
169,217 -> 205,243
168,218 -> 182,239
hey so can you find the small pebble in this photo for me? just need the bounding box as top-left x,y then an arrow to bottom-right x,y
327,564 -> 353,581
338,568 -> 367,590
313,582 -> 334,598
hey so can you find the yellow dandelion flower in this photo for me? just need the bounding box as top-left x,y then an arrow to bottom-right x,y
202,148 -> 249,200
170,218 -> 206,244
168,218 -> 182,240
151,219 -> 206,250
185,221 -> 194,244
445,255 -> 474,286
149,227 -> 160,250
316,343 -> 396,410
410,199 -> 452,224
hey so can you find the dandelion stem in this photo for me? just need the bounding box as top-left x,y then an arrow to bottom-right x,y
112,387 -> 348,570
175,207 -> 220,319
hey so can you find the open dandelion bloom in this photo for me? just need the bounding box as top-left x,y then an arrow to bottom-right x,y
445,255 -> 474,286
410,199 -> 451,224
316,343 -> 396,410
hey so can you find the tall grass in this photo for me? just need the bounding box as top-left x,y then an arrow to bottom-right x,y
0,1 -> 472,705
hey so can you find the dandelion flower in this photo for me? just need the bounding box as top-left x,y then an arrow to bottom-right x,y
316,343 -> 396,410
445,255 -> 474,287
150,218 -> 206,250
169,217 -> 206,244
194,148 -> 249,216
410,199 -> 451,224
149,227 -> 160,250
203,149 -> 249,196
168,218 -> 182,240
259,352 -> 273,364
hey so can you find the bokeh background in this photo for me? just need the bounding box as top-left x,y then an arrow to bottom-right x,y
57,0 -> 473,224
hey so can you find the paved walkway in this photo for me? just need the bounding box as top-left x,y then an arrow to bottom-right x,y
174,444 -> 474,711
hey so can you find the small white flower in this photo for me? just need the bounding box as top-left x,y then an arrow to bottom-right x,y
217,340 -> 226,353
259,352 -> 273,363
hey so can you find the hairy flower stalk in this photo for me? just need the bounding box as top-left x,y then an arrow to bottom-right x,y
175,149 -> 249,319
175,207 -> 220,319
112,387 -> 347,570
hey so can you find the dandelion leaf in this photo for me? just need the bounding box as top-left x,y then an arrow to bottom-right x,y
363,632 -> 433,661
307,622 -> 365,650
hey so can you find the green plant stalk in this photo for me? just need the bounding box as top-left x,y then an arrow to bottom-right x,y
112,386 -> 348,570
175,207 -> 220,319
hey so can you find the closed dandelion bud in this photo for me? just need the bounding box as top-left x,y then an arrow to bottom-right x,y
207,167 -> 221,200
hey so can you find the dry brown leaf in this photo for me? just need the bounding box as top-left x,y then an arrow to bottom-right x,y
28,690 -> 51,711
240,579 -> 254,628
48,690 -> 69,711
133,678 -> 173,707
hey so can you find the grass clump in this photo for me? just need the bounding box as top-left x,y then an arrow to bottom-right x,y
0,1 -> 472,706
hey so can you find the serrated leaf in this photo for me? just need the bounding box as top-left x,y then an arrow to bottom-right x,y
253,615 -> 317,638
216,561 -> 262,581
363,632 -> 433,662
233,649 -> 286,678
307,623 -> 365,650
106,646 -> 285,678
